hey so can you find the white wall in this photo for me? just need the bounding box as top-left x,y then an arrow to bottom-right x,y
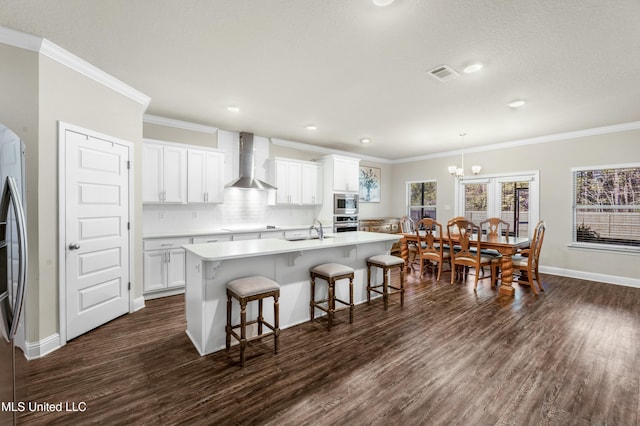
0,40 -> 146,344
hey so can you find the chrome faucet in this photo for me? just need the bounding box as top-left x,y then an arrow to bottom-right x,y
310,219 -> 324,240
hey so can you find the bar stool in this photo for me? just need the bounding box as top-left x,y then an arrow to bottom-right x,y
226,276 -> 280,367
367,254 -> 405,310
309,263 -> 354,331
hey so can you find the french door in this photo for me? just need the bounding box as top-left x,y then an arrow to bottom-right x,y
457,172 -> 539,238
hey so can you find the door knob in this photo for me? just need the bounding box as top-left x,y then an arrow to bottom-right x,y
69,243 -> 80,250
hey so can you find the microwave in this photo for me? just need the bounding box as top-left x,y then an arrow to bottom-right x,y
334,193 -> 359,215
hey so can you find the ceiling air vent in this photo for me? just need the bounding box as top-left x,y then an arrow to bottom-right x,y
428,65 -> 460,82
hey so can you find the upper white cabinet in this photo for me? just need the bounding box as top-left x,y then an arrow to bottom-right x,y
143,141 -> 187,203
319,154 -> 360,193
187,149 -> 225,203
275,159 -> 302,204
301,163 -> 322,205
274,158 -> 322,205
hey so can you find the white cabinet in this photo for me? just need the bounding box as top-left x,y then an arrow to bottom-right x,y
274,158 -> 322,205
301,163 -> 322,205
192,235 -> 232,244
332,156 -> 360,192
232,233 -> 261,241
275,159 -> 302,204
187,149 -> 225,203
143,237 -> 189,296
143,141 -> 187,203
260,231 -> 285,239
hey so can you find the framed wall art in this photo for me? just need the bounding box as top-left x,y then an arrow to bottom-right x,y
359,166 -> 381,202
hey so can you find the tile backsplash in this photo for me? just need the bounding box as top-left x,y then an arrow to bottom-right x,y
143,189 -> 320,235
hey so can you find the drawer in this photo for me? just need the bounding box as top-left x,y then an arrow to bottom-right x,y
260,231 -> 285,239
232,233 -> 260,241
371,224 -> 391,232
144,237 -> 191,250
192,235 -> 232,244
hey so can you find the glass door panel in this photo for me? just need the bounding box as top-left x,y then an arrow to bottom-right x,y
463,182 -> 487,224
499,181 -> 530,237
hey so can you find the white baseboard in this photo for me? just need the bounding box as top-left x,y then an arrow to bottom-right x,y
24,297 -> 144,360
133,296 -> 145,312
24,333 -> 63,360
144,287 -> 185,300
540,266 -> 640,288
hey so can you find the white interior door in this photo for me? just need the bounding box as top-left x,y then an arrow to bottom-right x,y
64,128 -> 130,340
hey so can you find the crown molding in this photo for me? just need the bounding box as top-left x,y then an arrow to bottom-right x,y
143,114 -> 218,134
269,137 -> 393,164
0,24 -> 150,109
393,121 -> 640,164
0,24 -> 42,51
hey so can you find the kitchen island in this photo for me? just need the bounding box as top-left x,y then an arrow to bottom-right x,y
182,231 -> 401,355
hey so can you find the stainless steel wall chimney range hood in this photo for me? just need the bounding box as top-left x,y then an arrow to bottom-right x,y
225,132 -> 277,190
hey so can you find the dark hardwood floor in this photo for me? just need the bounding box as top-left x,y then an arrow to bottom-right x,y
19,270 -> 640,425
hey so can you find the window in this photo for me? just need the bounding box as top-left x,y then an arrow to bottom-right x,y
573,165 -> 640,248
407,181 -> 437,221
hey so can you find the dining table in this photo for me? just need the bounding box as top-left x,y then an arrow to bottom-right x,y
399,232 -> 530,296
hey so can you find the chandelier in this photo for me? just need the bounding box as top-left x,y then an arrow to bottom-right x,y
448,133 -> 481,177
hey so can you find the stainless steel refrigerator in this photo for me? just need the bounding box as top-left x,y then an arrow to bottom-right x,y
0,124 -> 28,426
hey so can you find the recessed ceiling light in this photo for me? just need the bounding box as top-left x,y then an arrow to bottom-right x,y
360,138 -> 371,144
305,124 -> 317,131
508,99 -> 526,108
226,105 -> 240,113
463,63 -> 483,74
373,0 -> 394,6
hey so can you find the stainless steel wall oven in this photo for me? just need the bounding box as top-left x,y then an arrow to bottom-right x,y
333,193 -> 358,215
334,215 -> 359,233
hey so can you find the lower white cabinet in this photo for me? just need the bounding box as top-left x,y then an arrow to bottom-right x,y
143,238 -> 189,296
260,231 -> 285,239
192,235 -> 232,244
232,233 -> 261,241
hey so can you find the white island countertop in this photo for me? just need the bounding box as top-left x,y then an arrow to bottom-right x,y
182,231 -> 401,261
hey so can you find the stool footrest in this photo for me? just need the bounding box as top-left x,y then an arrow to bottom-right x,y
368,286 -> 403,296
228,320 -> 277,333
228,329 -> 277,344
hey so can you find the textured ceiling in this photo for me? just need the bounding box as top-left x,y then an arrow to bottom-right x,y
1,0 -> 639,159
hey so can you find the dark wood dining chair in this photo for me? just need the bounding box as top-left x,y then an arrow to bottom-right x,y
480,218 -> 510,285
415,218 -> 450,281
512,220 -> 546,294
400,216 -> 418,269
447,218 -> 493,290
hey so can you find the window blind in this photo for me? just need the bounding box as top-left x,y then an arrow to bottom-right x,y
573,165 -> 640,247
